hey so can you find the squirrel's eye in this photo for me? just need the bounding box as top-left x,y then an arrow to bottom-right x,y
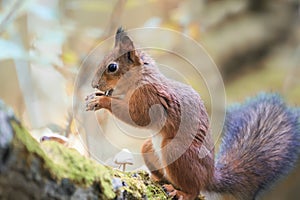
107,63 -> 118,73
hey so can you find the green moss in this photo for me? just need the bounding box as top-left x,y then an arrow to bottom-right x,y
11,121 -> 115,199
145,184 -> 169,200
139,171 -> 169,200
11,121 -> 46,158
10,121 -> 170,199
41,141 -> 115,199
112,170 -> 169,200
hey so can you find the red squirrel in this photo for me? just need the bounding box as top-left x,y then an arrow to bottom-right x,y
85,28 -> 300,200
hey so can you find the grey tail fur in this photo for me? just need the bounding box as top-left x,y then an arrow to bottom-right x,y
212,93 -> 300,199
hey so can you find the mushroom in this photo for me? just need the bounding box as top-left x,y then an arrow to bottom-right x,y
113,149 -> 134,171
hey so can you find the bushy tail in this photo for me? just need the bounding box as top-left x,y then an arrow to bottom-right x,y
213,93 -> 300,199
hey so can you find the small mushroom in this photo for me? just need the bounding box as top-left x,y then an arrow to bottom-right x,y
113,149 -> 134,171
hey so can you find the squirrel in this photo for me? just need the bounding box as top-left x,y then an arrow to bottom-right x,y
85,28 -> 300,200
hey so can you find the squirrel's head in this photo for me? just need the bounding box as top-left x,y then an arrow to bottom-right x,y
91,27 -> 144,96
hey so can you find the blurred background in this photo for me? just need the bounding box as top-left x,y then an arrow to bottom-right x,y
0,0 -> 299,199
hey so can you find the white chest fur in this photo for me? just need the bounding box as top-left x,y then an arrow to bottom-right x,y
151,133 -> 163,166
201,191 -> 232,200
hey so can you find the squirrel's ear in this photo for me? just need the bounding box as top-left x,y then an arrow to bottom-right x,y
115,27 -> 141,65
115,27 -> 134,52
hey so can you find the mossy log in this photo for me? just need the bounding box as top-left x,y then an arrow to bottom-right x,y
0,102 -> 169,200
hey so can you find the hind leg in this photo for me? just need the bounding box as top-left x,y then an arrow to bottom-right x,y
163,161 -> 199,200
162,143 -> 213,200
141,139 -> 166,182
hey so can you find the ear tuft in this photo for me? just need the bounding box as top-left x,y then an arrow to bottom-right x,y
115,27 -> 134,52
116,27 -> 124,35
115,27 -> 126,47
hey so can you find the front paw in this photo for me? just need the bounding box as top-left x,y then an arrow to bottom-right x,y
85,92 -> 108,111
85,96 -> 100,111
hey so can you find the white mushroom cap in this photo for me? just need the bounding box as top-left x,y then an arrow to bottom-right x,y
113,148 -> 134,165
